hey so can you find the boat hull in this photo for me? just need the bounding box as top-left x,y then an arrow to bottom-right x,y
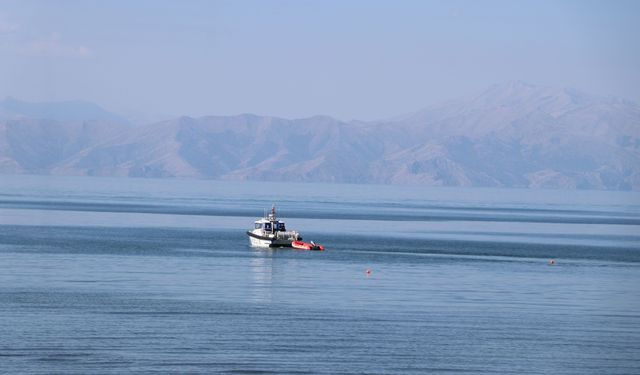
247,231 -> 296,248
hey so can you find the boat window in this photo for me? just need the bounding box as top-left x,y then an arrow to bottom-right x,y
255,223 -> 263,229
277,222 -> 286,231
264,223 -> 272,231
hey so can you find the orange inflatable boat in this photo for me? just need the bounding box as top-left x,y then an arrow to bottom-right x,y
291,240 -> 325,251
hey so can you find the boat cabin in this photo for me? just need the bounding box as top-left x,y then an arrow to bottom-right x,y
254,220 -> 286,233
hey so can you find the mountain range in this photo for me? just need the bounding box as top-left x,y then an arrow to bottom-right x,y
1,81 -> 639,190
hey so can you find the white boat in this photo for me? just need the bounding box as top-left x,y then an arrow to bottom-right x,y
247,206 -> 302,248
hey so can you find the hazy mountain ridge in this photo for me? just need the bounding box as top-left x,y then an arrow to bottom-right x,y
1,82 -> 639,190
0,97 -> 130,125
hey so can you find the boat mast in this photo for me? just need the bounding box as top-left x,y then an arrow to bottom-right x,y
267,204 -> 276,221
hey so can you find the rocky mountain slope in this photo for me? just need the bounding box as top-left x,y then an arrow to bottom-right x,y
1,82 -> 638,190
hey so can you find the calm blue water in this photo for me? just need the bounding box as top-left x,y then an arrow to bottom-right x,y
1,175 -> 640,374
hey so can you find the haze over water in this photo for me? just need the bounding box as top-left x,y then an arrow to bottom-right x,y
1,175 -> 639,374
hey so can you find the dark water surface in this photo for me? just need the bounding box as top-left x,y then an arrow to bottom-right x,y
1,175 -> 639,374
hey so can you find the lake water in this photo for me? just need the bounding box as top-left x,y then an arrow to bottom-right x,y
1,175 -> 639,374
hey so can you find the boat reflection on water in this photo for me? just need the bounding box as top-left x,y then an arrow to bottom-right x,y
250,251 -> 274,303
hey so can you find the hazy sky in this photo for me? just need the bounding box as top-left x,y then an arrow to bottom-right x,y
0,0 -> 638,120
